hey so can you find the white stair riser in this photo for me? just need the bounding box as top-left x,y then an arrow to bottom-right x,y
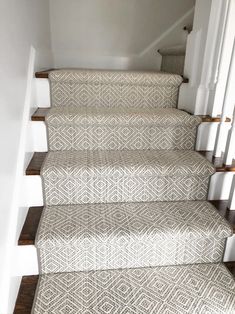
32,120 -> 224,152
13,246 -> 38,276
36,78 -> 51,108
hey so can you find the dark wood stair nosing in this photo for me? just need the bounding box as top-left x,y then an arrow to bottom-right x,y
31,108 -> 49,121
13,275 -> 39,314
26,152 -> 47,176
18,207 -> 43,245
35,69 -> 55,79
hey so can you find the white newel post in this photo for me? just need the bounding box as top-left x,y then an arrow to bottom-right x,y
214,37 -> 235,157
228,175 -> 235,210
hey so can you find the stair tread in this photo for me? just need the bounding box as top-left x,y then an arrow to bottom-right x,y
31,107 -> 231,123
42,150 -> 215,178
159,45 -> 186,56
50,68 -> 183,85
35,200 -> 232,272
37,201 -> 232,247
32,263 -> 235,313
25,151 -> 235,176
46,106 -> 201,126
18,201 -> 235,246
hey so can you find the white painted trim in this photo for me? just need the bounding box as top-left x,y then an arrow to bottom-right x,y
12,246 -> 39,276
0,47 -> 36,314
36,78 -> 51,107
208,172 -> 235,201
210,0 -> 235,117
214,37 -> 235,157
224,235 -> 235,261
140,7 -> 195,57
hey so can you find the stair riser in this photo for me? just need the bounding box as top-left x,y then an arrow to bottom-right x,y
22,173 -> 235,207
38,238 -> 225,274
42,175 -> 210,206
50,71 -> 182,109
47,124 -> 197,151
161,55 -> 185,75
32,121 -> 228,153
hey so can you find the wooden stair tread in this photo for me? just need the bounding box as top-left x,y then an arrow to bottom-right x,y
13,263 -> 235,313
31,107 -> 231,123
18,200 -> 235,246
31,108 -> 49,121
199,151 -> 235,172
35,69 -> 55,78
197,115 -> 231,123
26,152 -> 47,175
14,276 -> 39,314
18,207 -> 43,245
26,151 -> 235,176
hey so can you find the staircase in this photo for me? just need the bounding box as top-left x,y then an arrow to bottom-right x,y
15,69 -> 235,313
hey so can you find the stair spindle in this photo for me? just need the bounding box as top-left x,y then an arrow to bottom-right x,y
214,37 -> 235,157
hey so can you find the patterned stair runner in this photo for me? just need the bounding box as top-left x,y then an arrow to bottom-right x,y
41,150 -> 215,205
31,69 -> 235,313
46,107 -> 201,151
33,263 -> 235,313
49,70 -> 182,108
36,201 -> 232,274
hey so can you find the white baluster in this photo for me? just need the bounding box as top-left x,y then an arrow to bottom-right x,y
228,175 -> 235,210
224,105 -> 235,165
214,37 -> 235,157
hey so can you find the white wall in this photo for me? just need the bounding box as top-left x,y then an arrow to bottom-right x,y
49,0 -> 195,70
0,0 -> 53,313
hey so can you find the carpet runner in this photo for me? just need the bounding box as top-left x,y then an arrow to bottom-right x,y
49,69 -> 182,108
46,107 -> 201,151
31,69 -> 235,313
41,150 -> 215,205
32,263 -> 235,313
36,201 -> 232,274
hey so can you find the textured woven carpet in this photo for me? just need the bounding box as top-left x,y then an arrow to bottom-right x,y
31,69 -> 234,313
36,201 -> 232,273
46,107 -> 201,150
32,263 -> 235,314
41,150 -> 215,205
49,69 -> 183,108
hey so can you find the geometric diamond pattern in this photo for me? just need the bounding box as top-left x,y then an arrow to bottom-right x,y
41,150 -> 215,206
49,69 -> 183,109
31,69 -> 235,312
32,263 -> 235,313
35,201 -> 232,273
46,107 -> 201,151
